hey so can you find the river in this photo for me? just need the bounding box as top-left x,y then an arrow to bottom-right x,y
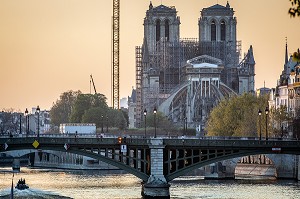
0,167 -> 299,199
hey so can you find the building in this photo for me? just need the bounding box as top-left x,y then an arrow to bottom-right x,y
269,42 -> 300,134
29,108 -> 51,135
120,97 -> 128,109
269,44 -> 300,114
256,87 -> 271,97
128,88 -> 137,128
134,2 -> 255,131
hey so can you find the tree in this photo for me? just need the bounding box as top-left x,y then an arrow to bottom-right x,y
50,90 -> 81,126
82,107 -> 106,128
292,49 -> 300,62
292,108 -> 300,138
289,0 -> 300,17
145,111 -> 175,134
269,105 -> 292,138
70,93 -> 108,123
206,93 -> 268,137
105,108 -> 127,130
0,109 -> 20,135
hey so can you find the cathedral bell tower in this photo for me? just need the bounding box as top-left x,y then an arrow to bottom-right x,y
143,2 -> 180,53
198,2 -> 240,90
199,1 -> 236,42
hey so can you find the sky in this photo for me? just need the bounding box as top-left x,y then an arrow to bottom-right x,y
0,0 -> 299,112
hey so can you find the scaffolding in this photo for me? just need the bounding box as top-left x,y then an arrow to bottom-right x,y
135,38 -> 243,127
135,46 -> 143,127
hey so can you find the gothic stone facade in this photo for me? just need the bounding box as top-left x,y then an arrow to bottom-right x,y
134,2 -> 255,131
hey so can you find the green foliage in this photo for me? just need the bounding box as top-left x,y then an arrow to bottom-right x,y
0,108 -> 19,135
206,93 -> 268,137
81,107 -> 126,130
50,90 -> 130,130
70,93 -> 108,123
289,0 -> 300,17
269,105 -> 292,137
120,109 -> 129,128
107,108 -> 127,130
290,108 -> 300,138
82,107 -> 106,127
145,111 -> 175,134
50,90 -> 81,126
292,49 -> 300,62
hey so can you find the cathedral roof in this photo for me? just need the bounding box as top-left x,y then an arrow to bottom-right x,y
201,2 -> 234,16
151,4 -> 175,12
207,4 -> 228,9
187,55 -> 223,66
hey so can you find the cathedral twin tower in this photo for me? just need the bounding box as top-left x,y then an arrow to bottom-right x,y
133,2 -> 255,130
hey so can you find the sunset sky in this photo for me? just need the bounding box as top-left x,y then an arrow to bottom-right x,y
0,0 -> 299,112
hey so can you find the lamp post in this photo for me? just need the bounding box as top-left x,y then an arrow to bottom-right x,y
183,117 -> 186,136
36,106 -> 40,138
265,106 -> 269,141
144,109 -> 147,138
19,114 -> 22,134
25,108 -> 28,137
106,116 -> 108,133
185,117 -> 187,135
101,115 -> 104,133
153,107 -> 157,138
258,109 -> 262,140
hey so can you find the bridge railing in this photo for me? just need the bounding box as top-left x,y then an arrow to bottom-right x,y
0,133 -> 299,143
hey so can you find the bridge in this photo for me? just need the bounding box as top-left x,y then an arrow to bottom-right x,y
1,136 -> 300,198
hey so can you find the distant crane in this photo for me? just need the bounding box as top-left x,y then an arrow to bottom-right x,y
90,74 -> 97,94
112,0 -> 120,109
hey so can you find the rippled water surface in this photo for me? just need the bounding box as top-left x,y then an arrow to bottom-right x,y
0,168 -> 299,199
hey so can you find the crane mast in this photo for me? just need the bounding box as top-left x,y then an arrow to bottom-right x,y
90,74 -> 97,94
112,0 -> 120,109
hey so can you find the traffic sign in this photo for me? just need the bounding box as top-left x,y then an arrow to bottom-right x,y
32,140 -> 39,148
64,143 -> 70,150
120,144 -> 127,153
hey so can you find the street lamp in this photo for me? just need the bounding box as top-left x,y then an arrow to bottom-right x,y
258,109 -> 262,140
101,115 -> 104,133
265,106 -> 269,140
144,109 -> 147,138
153,107 -> 157,138
19,114 -> 22,134
183,117 -> 186,136
106,116 -> 108,133
185,117 -> 188,135
36,106 -> 40,138
25,108 -> 28,137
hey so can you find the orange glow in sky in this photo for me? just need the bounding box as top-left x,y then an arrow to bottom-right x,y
0,0 -> 299,111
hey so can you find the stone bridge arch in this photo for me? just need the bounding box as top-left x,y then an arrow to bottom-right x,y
1,141 -> 150,182
164,149 -> 299,181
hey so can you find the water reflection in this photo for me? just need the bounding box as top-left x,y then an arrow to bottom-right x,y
0,168 -> 299,199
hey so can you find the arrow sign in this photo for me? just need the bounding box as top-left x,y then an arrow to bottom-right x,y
3,143 -> 8,150
64,143 -> 70,150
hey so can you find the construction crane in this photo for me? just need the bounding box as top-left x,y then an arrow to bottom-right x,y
90,74 -> 97,94
112,0 -> 120,109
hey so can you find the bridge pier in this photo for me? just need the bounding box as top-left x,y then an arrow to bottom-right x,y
12,158 -> 20,172
142,138 -> 170,199
297,155 -> 300,181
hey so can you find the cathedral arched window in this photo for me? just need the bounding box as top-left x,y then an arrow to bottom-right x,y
211,20 -> 216,41
156,19 -> 161,42
221,21 -> 226,41
165,19 -> 169,41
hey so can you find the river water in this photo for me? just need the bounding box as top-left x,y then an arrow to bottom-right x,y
0,167 -> 299,199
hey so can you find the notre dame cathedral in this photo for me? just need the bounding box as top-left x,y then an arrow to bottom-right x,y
132,2 -> 255,133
